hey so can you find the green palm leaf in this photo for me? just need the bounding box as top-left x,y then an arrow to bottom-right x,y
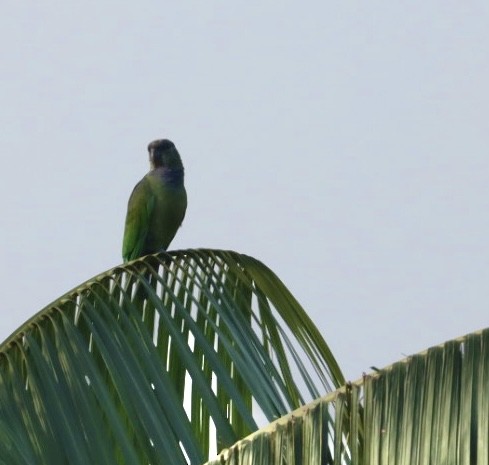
207,328 -> 489,465
0,249 -> 344,464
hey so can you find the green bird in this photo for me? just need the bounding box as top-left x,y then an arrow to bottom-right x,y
122,139 -> 187,262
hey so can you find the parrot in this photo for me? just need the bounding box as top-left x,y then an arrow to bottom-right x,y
122,139 -> 187,262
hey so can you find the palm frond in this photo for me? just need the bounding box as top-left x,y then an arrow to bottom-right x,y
0,249 -> 343,464
206,328 -> 489,465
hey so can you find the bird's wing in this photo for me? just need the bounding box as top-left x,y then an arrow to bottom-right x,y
122,177 -> 155,262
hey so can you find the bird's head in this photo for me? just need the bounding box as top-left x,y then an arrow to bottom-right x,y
148,139 -> 183,170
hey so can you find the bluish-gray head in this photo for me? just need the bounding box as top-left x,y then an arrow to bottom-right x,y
148,139 -> 183,170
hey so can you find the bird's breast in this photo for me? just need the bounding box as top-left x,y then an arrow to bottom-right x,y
154,167 -> 184,188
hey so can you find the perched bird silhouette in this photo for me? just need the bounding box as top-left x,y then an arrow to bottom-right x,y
122,139 -> 187,262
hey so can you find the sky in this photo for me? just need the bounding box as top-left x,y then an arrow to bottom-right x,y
1,1 -> 488,382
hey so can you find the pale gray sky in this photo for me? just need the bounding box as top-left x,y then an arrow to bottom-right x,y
1,1 -> 488,381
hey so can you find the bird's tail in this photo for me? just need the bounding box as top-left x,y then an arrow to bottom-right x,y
127,255 -> 167,339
